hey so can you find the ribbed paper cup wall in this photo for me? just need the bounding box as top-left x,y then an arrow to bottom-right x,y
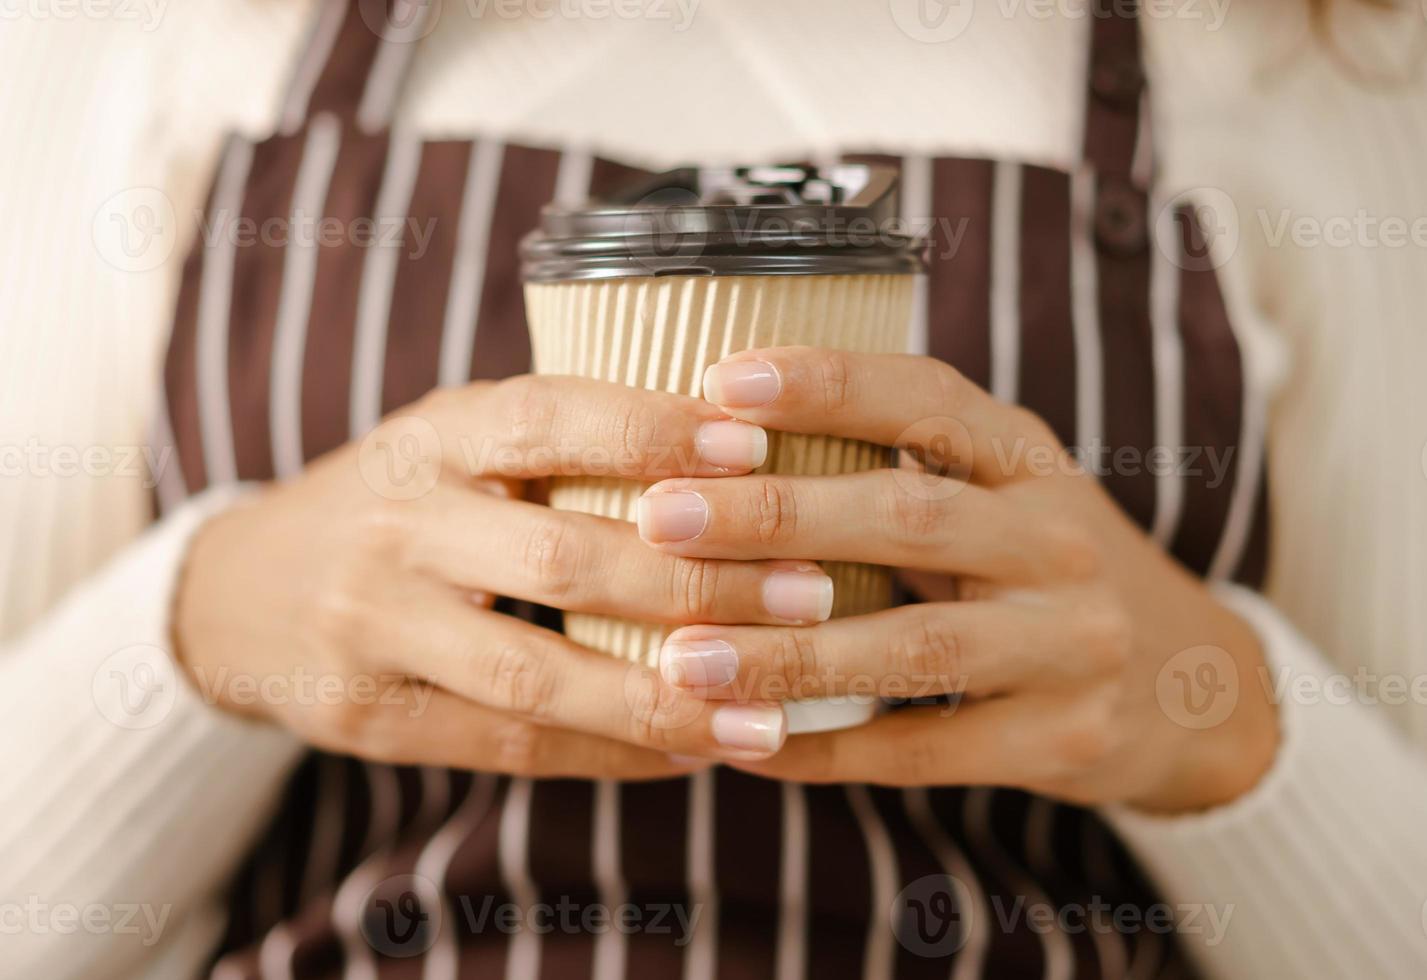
525,273 -> 914,667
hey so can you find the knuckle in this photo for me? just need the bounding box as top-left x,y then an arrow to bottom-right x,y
485,642 -> 561,720
879,480 -> 945,542
622,676 -> 687,749
750,477 -> 800,545
769,628 -> 822,697
488,720 -> 545,775
311,699 -> 379,756
500,375 -> 559,451
671,558 -> 721,622
1078,602 -> 1134,673
1054,701 -> 1119,771
928,359 -> 971,418
1046,520 -> 1103,580
895,615 -> 962,689
1010,405 -> 1058,448
813,350 -> 856,414
887,735 -> 943,786
524,515 -> 585,601
309,564 -> 374,650
604,398 -> 662,468
352,503 -> 417,563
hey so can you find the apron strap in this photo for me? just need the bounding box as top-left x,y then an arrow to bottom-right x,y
276,0 -> 434,134
1081,0 -> 1148,184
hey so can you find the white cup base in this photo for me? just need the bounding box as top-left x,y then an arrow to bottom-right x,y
783,697 -> 879,735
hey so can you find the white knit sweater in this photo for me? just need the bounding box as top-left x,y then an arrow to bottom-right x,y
2,1 -> 1426,977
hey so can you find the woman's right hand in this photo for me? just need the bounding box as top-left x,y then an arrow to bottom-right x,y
173,376 -> 831,779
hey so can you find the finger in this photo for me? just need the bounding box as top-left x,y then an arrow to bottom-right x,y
635,470 -> 1093,584
387,592 -> 790,761
416,375 -> 770,480
656,598 -> 1124,700
348,684 -> 712,780
413,484 -> 836,626
729,695 -> 1108,788
702,347 -> 1060,485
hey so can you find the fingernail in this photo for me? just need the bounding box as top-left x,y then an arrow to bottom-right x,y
703,360 -> 781,407
661,638 -> 738,688
696,420 -> 768,469
762,569 -> 834,623
637,491 -> 709,543
711,704 -> 786,755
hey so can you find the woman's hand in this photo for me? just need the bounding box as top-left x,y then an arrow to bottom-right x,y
174,376 -> 827,780
639,347 -> 1279,813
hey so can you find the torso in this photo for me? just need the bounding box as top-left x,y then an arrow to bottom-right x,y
160,2 -> 1269,976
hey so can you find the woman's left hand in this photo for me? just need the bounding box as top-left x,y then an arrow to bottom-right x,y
636,347 -> 1279,813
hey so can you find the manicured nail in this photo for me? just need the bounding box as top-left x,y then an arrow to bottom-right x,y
762,569 -> 834,623
661,638 -> 738,688
696,420 -> 768,469
637,490 -> 709,543
703,360 -> 781,407
711,704 -> 786,755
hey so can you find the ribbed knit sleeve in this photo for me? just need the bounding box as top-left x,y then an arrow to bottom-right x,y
0,485 -> 304,980
1106,584 -> 1427,979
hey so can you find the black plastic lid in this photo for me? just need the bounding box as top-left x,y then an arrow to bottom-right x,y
520,164 -> 927,282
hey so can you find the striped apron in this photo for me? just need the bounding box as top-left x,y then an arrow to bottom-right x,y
157,2 -> 1269,977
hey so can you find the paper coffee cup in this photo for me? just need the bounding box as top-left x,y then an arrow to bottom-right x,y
522,165 -> 923,733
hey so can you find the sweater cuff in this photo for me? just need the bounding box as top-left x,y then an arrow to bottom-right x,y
0,484 -> 304,978
1103,583 -> 1427,979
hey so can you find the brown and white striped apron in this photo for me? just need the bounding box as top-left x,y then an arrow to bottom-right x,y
156,2 -> 1269,976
